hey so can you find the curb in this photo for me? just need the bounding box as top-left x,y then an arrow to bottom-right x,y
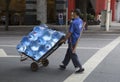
0,25 -> 120,36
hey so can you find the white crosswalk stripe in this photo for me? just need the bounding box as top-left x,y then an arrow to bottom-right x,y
64,36 -> 120,82
0,49 -> 7,57
0,49 -> 20,57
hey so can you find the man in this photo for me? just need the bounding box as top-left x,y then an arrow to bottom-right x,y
96,12 -> 101,24
59,9 -> 84,73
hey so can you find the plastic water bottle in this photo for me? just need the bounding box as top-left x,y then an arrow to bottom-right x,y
51,40 -> 56,47
52,32 -> 62,42
37,37 -> 46,45
48,40 -> 55,47
25,47 -> 34,57
30,41 -> 40,51
42,29 -> 52,41
28,32 -> 38,41
16,43 -> 26,53
45,41 -> 52,51
33,26 -> 45,37
21,36 -> 31,46
33,26 -> 41,32
36,45 -> 47,59
33,53 -> 42,61
38,51 -> 45,57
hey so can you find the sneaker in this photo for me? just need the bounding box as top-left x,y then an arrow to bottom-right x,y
59,64 -> 66,70
75,67 -> 84,73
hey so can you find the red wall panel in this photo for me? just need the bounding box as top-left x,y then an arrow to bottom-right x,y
68,0 -> 75,20
96,0 -> 106,16
111,0 -> 116,21
95,0 -> 116,21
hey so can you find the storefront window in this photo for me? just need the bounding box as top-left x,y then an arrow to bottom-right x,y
0,0 -> 25,25
47,0 -> 55,23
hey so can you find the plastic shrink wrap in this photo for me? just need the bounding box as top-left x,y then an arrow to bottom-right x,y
16,24 -> 65,61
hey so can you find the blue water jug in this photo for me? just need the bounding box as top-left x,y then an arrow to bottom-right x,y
25,47 -> 34,57
45,41 -> 52,51
21,36 -> 31,46
28,31 -> 38,41
42,29 -> 52,41
30,41 -> 40,51
52,32 -> 62,42
37,37 -> 46,45
49,40 -> 56,47
37,45 -> 47,58
16,43 -> 26,53
33,52 -> 43,61
33,26 -> 45,37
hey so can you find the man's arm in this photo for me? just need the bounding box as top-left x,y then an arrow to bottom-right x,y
61,32 -> 72,43
72,37 -> 80,53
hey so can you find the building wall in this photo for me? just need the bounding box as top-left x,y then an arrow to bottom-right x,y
37,0 -> 47,23
24,0 -> 37,25
90,0 -> 96,11
0,0 -> 26,25
56,0 -> 66,15
25,0 -> 47,24
116,1 -> 120,21
95,0 -> 106,16
68,0 -> 75,20
55,0 -> 66,24
47,0 -> 56,23
95,0 -> 116,21
111,0 -> 116,21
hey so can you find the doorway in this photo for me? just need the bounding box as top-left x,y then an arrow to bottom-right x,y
47,0 -> 56,23
0,0 -> 25,25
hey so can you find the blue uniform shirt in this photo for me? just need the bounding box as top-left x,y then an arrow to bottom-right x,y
68,17 -> 83,45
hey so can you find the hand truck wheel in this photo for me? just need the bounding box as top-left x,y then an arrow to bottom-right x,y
31,62 -> 38,71
41,59 -> 49,67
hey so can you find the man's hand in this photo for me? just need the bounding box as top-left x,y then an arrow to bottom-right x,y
60,39 -> 66,44
60,32 -> 71,44
71,46 -> 76,54
72,49 -> 76,53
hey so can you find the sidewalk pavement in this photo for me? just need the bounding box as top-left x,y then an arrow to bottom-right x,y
86,21 -> 120,33
0,22 -> 120,36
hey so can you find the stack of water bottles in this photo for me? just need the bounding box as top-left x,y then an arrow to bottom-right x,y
16,24 -> 65,61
